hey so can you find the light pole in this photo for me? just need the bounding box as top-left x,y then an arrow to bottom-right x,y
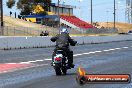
0,0 -> 3,27
57,0 -> 60,30
130,0 -> 132,24
91,0 -> 93,25
0,0 -> 3,35
114,0 -> 116,29
77,0 -> 83,33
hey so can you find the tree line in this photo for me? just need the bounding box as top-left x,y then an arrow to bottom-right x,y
6,0 -> 51,15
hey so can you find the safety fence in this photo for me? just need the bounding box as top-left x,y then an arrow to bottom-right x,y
0,26 -> 118,36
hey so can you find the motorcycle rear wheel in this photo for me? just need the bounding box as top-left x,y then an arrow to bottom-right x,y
62,67 -> 67,75
54,64 -> 62,76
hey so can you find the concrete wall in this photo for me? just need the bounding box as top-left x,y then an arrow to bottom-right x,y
0,35 -> 132,50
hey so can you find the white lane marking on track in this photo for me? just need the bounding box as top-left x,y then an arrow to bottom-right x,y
19,62 -> 31,64
82,53 -> 90,55
122,47 -> 129,49
20,60 -> 45,64
95,51 -> 102,53
12,46 -> 132,64
74,51 -> 101,57
2,46 -> 131,73
73,54 -> 83,56
114,48 -> 121,50
89,52 -> 96,54
35,60 -> 44,62
6,63 -> 18,64
108,49 -> 115,51
103,50 -> 110,52
27,61 -> 39,63
44,58 -> 52,61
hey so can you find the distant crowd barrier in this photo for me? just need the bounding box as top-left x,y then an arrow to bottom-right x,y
0,35 -> 132,50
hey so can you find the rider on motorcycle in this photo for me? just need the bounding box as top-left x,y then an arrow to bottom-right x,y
51,28 -> 77,68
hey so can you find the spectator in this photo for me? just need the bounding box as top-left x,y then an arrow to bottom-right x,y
29,19 -> 31,22
40,31 -> 44,36
44,30 -> 49,36
15,12 -> 16,18
18,15 -> 21,19
40,31 -> 49,36
10,11 -> 12,17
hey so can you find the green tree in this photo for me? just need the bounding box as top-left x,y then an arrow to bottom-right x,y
20,5 -> 32,15
43,0 -> 51,11
6,0 -> 15,8
6,0 -> 51,15
17,0 -> 32,15
32,0 -> 51,11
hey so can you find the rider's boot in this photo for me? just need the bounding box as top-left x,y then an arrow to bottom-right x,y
67,51 -> 75,68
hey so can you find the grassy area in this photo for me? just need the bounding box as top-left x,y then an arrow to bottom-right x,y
3,16 -> 81,36
98,22 -> 132,33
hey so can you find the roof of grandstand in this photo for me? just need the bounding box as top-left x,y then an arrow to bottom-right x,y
23,15 -> 58,19
61,15 -> 94,29
51,3 -> 75,8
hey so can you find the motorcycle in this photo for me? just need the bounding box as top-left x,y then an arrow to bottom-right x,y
52,49 -> 69,75
51,37 -> 77,75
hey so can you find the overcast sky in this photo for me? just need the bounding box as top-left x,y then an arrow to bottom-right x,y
3,0 -> 126,22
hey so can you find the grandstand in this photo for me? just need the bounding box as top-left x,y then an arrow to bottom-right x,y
21,3 -> 94,31
60,15 -> 94,29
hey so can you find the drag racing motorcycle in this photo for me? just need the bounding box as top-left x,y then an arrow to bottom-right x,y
52,41 -> 77,76
52,50 -> 68,75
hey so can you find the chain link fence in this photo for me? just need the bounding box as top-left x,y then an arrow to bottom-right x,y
0,26 -> 118,36
0,26 -> 59,36
85,28 -> 118,34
